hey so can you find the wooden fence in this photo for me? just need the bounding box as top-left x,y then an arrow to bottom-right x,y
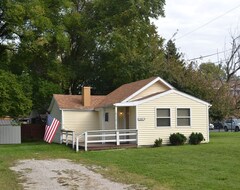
0,125 -> 21,144
21,124 -> 45,141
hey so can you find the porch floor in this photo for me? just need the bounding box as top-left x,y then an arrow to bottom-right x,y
78,142 -> 137,151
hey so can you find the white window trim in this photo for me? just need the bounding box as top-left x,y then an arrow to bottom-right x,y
176,107 -> 192,127
155,108 -> 172,128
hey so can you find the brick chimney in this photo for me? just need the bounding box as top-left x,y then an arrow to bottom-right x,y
82,87 -> 91,107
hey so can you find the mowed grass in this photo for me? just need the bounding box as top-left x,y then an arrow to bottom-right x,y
1,132 -> 240,190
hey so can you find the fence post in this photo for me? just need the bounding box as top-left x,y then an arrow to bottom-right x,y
60,131 -> 63,144
85,132 -> 88,151
116,131 -> 120,145
76,136 -> 79,152
135,129 -> 138,146
66,132 -> 68,146
72,132 -> 75,149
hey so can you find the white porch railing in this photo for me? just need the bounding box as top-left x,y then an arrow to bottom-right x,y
60,129 -> 75,149
75,129 -> 138,152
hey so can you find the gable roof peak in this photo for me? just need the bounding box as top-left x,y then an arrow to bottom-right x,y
98,76 -> 174,107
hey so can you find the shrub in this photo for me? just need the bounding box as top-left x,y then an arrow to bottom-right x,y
169,133 -> 187,145
189,132 -> 204,145
153,138 -> 162,147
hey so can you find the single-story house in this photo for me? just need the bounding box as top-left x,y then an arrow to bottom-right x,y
48,76 -> 211,148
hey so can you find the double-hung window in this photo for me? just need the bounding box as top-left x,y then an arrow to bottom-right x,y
177,108 -> 191,126
156,108 -> 171,127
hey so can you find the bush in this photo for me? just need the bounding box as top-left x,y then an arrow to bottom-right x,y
153,138 -> 162,147
189,132 -> 204,145
169,133 -> 187,145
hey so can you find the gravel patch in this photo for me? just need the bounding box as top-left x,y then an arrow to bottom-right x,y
10,159 -> 142,190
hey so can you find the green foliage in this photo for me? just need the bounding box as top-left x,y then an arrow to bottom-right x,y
199,62 -> 225,81
32,79 -> 63,113
169,133 -> 187,145
153,138 -> 162,147
0,70 -> 32,117
1,0 -> 167,102
165,39 -> 183,61
189,132 -> 204,145
70,0 -> 166,94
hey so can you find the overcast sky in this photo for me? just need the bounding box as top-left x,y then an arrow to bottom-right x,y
153,0 -> 240,65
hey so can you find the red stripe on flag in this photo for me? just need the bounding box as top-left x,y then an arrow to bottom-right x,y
46,119 -> 60,143
44,117 -> 60,143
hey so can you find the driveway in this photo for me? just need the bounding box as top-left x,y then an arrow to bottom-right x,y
10,159 -> 144,190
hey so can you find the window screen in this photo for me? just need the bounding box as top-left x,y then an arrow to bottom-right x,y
156,108 -> 171,127
177,108 -> 190,126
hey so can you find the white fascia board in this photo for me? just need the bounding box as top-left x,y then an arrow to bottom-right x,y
173,90 -> 211,106
158,77 -> 174,90
114,102 -> 139,107
135,89 -> 211,106
113,89 -> 211,107
122,77 -> 174,103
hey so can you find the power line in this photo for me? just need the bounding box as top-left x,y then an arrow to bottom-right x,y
176,3 -> 240,40
187,49 -> 231,61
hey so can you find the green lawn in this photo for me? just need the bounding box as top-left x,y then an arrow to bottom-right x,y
1,132 -> 240,190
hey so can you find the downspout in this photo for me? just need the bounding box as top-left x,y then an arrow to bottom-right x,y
207,105 -> 211,142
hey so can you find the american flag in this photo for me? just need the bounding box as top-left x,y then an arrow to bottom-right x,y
44,114 -> 60,143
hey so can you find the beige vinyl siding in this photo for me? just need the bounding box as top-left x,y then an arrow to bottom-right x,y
50,101 -> 62,143
63,110 -> 99,135
98,109 -> 104,130
137,92 -> 209,146
130,81 -> 170,101
129,107 -> 136,129
103,107 -> 115,130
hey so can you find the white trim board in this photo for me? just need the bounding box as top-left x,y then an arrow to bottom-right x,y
115,89 -> 211,107
122,77 -> 174,103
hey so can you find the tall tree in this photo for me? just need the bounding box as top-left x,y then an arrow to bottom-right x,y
158,39 -> 185,89
224,35 -> 240,82
0,0 -> 166,113
62,0 -> 166,94
0,70 -> 32,117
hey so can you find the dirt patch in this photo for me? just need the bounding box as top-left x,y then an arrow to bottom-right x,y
10,159 -> 144,190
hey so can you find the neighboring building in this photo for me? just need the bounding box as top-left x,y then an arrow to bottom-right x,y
48,77 -> 211,147
0,118 -> 21,144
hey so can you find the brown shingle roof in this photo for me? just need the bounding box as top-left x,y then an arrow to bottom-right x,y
53,94 -> 105,110
53,77 -> 170,110
97,77 -> 159,107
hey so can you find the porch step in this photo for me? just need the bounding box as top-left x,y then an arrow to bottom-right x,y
78,143 -> 137,151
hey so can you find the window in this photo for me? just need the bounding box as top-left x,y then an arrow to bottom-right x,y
105,112 -> 109,122
177,108 -> 191,126
156,108 -> 171,127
